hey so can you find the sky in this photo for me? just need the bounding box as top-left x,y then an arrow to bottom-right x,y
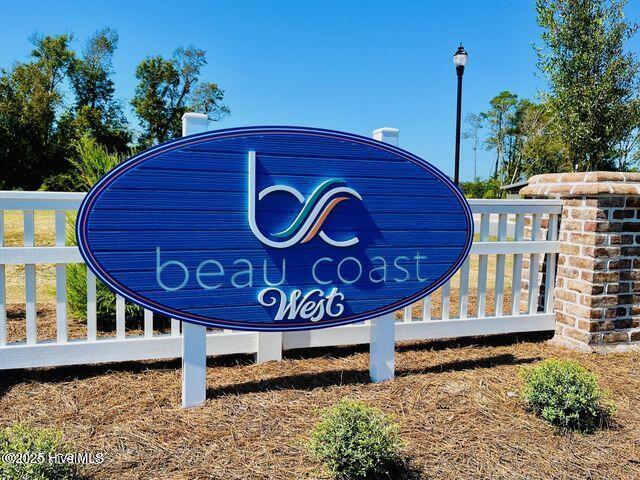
0,0 -> 639,181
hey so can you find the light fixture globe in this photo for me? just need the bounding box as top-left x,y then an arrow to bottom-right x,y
453,44 -> 468,68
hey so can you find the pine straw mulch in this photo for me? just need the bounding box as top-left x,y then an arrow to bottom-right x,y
1,332 -> 639,480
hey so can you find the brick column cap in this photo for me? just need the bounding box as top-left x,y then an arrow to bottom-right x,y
521,171 -> 640,198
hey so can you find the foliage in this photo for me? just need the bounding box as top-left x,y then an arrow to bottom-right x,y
0,423 -> 78,479
0,34 -> 75,190
309,399 -> 401,480
536,0 -> 640,171
40,171 -> 85,192
519,359 -> 616,433
482,91 -> 519,181
462,113 -> 483,180
131,46 -> 230,146
460,178 -> 503,199
0,31 -> 229,191
67,134 -> 123,189
63,135 -> 144,326
518,100 -> 568,175
478,91 -> 567,184
68,28 -> 130,154
67,261 -> 143,328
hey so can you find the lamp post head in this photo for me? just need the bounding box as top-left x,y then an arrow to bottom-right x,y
453,43 -> 468,75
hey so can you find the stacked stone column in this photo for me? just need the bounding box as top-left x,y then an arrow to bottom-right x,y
521,172 -> 640,352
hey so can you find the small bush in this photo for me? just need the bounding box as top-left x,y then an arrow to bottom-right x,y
519,359 -> 616,433
0,423 -> 78,479
67,262 -> 144,328
460,178 -> 503,199
68,134 -> 124,190
40,172 -> 85,192
62,136 -> 145,328
309,399 -> 401,480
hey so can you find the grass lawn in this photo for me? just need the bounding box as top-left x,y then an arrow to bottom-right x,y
3,210 -> 58,305
1,334 -> 638,479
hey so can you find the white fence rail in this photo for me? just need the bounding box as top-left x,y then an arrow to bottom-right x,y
0,191 -> 561,370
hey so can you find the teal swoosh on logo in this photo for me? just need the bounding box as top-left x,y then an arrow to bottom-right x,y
273,179 -> 345,238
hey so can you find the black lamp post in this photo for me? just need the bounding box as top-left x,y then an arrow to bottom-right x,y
453,44 -> 468,185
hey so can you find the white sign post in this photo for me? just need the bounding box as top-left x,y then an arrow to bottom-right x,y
181,113 -> 209,408
369,127 -> 399,382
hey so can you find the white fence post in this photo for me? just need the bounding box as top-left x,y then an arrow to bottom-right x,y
369,127 -> 399,382
256,331 -> 282,363
181,112 -> 209,408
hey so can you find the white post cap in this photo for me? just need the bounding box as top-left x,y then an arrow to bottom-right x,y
181,113 -> 208,136
372,127 -> 399,146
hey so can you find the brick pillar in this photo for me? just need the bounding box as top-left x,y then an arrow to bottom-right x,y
521,172 -> 640,352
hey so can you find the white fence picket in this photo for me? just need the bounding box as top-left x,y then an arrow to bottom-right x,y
527,214 -> 542,314
55,211 -> 67,343
544,213 -> 559,313
422,295 -> 431,321
116,295 -> 125,340
476,213 -> 490,318
0,210 -> 4,346
441,281 -> 451,320
24,210 -> 37,344
171,319 -> 180,336
511,213 -> 525,315
494,213 -> 507,316
459,258 -> 470,319
144,309 -> 154,338
87,269 -> 97,341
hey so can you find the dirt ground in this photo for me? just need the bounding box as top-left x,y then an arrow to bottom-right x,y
1,332 -> 639,480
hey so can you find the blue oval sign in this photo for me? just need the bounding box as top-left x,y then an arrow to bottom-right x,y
77,127 -> 473,331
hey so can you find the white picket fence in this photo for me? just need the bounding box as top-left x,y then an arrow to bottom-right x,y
0,191 -> 562,370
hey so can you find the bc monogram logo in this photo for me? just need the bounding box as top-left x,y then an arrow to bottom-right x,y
247,151 -> 362,249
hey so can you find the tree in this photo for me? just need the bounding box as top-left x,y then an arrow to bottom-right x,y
462,113 -> 483,180
481,91 -> 519,181
481,92 -> 567,184
536,0 -> 640,170
518,101 -> 568,176
68,28 -> 130,153
0,34 -> 75,189
614,101 -> 640,170
131,46 -> 229,146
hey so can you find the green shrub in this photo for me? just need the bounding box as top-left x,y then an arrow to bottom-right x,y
67,262 -> 144,329
62,135 -> 145,328
0,423 -> 78,479
67,134 -> 123,190
309,399 -> 401,480
519,359 -> 616,433
40,172 -> 85,192
459,178 -> 503,199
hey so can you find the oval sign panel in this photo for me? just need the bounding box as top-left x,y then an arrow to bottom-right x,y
77,127 -> 473,331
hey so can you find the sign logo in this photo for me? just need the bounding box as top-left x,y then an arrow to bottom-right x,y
247,151 -> 362,248
76,126 -> 473,331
